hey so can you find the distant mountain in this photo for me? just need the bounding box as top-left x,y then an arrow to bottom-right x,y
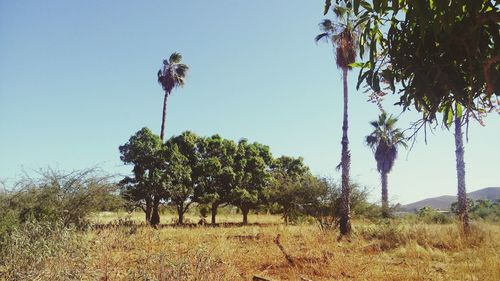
401,187 -> 500,211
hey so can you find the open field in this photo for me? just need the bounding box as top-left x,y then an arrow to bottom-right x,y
2,213 -> 499,281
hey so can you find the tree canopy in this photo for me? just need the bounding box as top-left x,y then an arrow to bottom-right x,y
325,0 -> 499,125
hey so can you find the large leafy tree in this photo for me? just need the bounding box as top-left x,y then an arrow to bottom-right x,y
163,131 -> 199,224
195,135 -> 237,225
157,52 -> 189,141
232,140 -> 273,224
119,128 -> 166,226
365,112 -> 407,217
325,0 -> 499,232
270,156 -> 311,224
315,5 -> 359,235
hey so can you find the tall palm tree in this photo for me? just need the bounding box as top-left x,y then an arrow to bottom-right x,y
315,6 -> 358,235
366,112 -> 407,218
454,111 -> 469,232
157,52 -> 189,141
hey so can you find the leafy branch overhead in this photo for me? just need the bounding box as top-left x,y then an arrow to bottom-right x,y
325,0 -> 499,122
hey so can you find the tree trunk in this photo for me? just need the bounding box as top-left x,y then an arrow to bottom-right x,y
160,92 -> 169,141
145,196 -> 152,224
177,205 -> 184,225
381,172 -> 389,218
339,68 -> 351,235
242,206 -> 250,225
150,195 -> 161,226
211,203 -> 218,225
454,114 -> 469,233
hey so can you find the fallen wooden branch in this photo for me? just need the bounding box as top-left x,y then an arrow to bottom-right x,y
274,234 -> 295,266
253,275 -> 274,281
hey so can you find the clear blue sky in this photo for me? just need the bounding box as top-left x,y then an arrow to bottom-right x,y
1,0 -> 498,204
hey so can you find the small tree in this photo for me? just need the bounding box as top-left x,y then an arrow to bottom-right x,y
195,135 -> 237,225
302,177 -> 370,231
270,156 -> 311,224
163,131 -> 199,224
232,140 -> 273,224
119,128 -> 166,226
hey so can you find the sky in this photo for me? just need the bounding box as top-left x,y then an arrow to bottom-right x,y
0,0 -> 498,204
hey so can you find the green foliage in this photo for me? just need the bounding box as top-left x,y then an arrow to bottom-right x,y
269,156 -> 312,224
119,127 -> 165,225
163,131 -> 199,224
231,140 -> 273,223
417,207 -> 453,224
2,168 -> 117,229
451,199 -> 500,222
0,191 -> 19,246
302,177 -> 373,231
157,52 -> 189,94
316,4 -> 359,70
366,112 -> 407,174
334,0 -> 500,122
194,134 -> 237,223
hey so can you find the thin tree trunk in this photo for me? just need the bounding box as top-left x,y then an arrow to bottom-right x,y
381,172 -> 389,218
339,68 -> 351,235
160,92 -> 169,141
145,196 -> 152,224
454,114 -> 469,233
242,206 -> 250,225
150,195 -> 161,227
177,204 -> 184,225
211,203 -> 218,225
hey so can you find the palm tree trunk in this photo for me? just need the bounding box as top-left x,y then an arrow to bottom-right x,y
381,172 -> 389,218
160,92 -> 169,141
454,114 -> 469,233
339,68 -> 351,235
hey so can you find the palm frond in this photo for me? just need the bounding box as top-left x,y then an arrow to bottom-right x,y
319,19 -> 334,31
315,32 -> 330,43
158,52 -> 189,93
366,135 -> 378,148
385,115 -> 398,129
175,64 -> 189,77
369,121 -> 379,128
366,113 -> 407,174
333,6 -> 347,21
169,52 -> 182,64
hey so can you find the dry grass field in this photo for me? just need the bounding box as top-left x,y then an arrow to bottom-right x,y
2,213 -> 498,281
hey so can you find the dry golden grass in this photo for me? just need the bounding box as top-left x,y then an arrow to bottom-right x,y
2,214 -> 499,280
91,211 -> 282,225
83,214 -> 500,281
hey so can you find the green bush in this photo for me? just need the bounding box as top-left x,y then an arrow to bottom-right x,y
417,206 -> 453,224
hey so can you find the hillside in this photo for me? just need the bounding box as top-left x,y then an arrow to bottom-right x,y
401,187 -> 500,211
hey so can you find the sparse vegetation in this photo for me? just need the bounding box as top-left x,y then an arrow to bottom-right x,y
1,212 -> 499,281
1,1 -> 498,280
